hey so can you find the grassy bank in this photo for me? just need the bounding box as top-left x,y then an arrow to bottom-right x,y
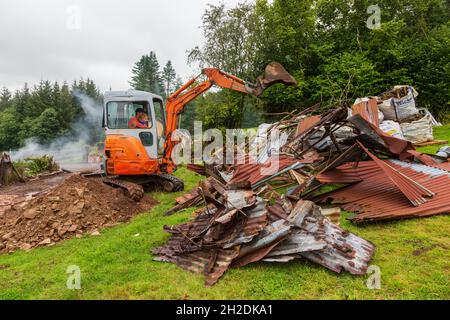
0,127 -> 449,300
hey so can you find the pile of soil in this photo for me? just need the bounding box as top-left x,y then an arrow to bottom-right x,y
0,175 -> 157,254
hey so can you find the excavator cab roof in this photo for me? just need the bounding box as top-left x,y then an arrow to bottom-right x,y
104,90 -> 163,101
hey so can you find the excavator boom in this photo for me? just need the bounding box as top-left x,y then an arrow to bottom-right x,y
162,62 -> 297,170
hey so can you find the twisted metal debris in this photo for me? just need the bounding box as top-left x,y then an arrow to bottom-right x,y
153,179 -> 375,286
153,100 -> 448,286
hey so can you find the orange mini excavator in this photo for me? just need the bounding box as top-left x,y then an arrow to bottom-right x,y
101,62 -> 296,197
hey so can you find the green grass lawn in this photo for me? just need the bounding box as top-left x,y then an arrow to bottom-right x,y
416,124 -> 450,154
0,127 -> 449,300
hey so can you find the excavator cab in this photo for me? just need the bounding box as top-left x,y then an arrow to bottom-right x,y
103,90 -> 166,176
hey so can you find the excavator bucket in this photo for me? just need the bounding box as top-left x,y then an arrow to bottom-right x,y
255,62 -> 298,97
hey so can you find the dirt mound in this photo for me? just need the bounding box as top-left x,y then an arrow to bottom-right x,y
0,174 -> 157,254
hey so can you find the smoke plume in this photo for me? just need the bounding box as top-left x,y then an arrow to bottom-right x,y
10,92 -> 103,165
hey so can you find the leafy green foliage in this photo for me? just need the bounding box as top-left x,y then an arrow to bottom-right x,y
179,102 -> 198,134
186,2 -> 270,128
161,60 -> 177,98
195,91 -> 245,131
188,2 -> 268,80
0,87 -> 12,112
405,23 -> 450,118
14,155 -> 60,177
0,109 -> 22,150
308,52 -> 381,108
188,0 -> 449,126
28,108 -> 61,145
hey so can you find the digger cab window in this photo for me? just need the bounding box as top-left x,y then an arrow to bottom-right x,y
106,101 -> 153,129
153,98 -> 166,137
153,98 -> 166,156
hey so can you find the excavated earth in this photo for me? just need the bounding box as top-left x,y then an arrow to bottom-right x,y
0,174 -> 157,254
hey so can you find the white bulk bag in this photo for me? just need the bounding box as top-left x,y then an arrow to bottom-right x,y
380,121 -> 405,140
400,115 -> 434,144
379,86 -> 420,122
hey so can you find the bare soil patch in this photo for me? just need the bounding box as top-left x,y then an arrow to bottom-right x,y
0,174 -> 157,254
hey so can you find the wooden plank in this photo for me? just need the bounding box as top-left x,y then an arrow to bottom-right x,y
414,140 -> 448,147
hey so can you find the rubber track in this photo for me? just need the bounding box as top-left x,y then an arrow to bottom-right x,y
102,178 -> 145,202
151,173 -> 185,192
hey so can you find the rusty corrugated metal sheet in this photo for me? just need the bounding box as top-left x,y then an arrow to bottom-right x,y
300,219 -> 375,275
232,219 -> 291,268
296,115 -> 322,136
267,203 -> 289,221
316,169 -> 363,184
165,187 -> 203,216
349,115 -> 416,161
357,142 -> 435,206
265,228 -> 328,258
352,99 -> 379,128
229,155 -> 309,186
153,188 -> 269,286
433,161 -> 450,171
175,188 -> 200,205
154,186 -> 375,285
222,198 -> 268,248
157,247 -> 240,287
232,200 -> 375,275
405,150 -> 439,166
314,160 -> 450,223
187,164 -> 207,176
318,144 -> 363,173
265,200 -> 375,275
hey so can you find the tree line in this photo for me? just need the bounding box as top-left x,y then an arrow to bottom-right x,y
0,80 -> 101,151
187,0 -> 449,130
0,53 -> 187,151
129,53 -> 183,99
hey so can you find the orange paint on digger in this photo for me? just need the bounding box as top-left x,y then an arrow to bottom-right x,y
105,135 -> 160,176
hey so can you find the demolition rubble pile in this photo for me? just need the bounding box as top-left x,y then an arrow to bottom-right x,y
154,179 -> 375,286
0,174 -> 157,254
154,89 -> 449,286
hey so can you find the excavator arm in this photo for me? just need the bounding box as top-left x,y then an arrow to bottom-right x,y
163,68 -> 259,165
161,63 -> 297,172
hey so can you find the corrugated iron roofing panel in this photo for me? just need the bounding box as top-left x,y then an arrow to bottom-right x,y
229,155 -> 309,186
314,160 -> 450,223
296,115 -> 322,136
352,99 -> 380,128
357,142 -> 435,206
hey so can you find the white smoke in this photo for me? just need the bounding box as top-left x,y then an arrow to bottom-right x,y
10,92 -> 103,164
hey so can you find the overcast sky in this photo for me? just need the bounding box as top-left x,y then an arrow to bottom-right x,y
0,0 -> 243,92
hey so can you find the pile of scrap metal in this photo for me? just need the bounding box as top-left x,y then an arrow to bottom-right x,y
153,178 -> 375,286
181,101 -> 450,223
154,101 -> 449,285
